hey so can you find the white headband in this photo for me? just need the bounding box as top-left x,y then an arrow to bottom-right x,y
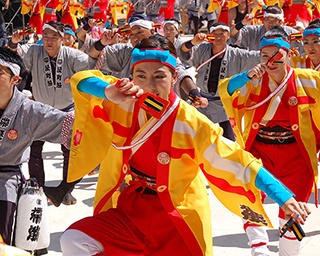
129,20 -> 153,30
42,23 -> 64,37
163,20 -> 179,31
264,12 -> 284,22
209,25 -> 230,33
0,58 -> 20,76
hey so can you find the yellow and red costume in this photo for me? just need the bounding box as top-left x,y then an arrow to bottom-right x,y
41,0 -> 61,23
219,67 -> 319,211
291,55 -> 320,70
62,69 -> 292,255
60,0 -> 79,30
21,0 -> 43,35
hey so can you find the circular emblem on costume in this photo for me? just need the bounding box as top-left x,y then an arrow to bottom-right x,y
64,77 -> 70,84
157,152 -> 170,165
251,123 -> 259,130
122,164 -> 128,174
7,129 -> 18,140
43,57 -> 49,63
288,96 -> 298,106
57,59 -> 63,65
157,185 -> 167,193
291,124 -> 299,131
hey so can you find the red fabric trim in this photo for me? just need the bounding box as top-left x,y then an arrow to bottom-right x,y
245,73 -> 270,151
171,147 -> 195,159
243,221 -> 260,231
297,96 -> 316,104
280,233 -> 298,240
136,47 -> 177,58
286,70 -> 315,193
306,57 -> 311,69
232,97 -> 242,109
112,121 -> 131,137
315,182 -> 318,208
156,90 -> 204,256
249,93 -> 260,103
251,242 -> 267,248
201,164 -> 256,204
94,103 -> 141,214
93,105 -> 110,122
283,69 -> 318,207
132,59 -> 176,71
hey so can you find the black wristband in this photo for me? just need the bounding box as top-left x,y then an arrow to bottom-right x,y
189,88 -> 201,97
83,23 -> 91,31
8,40 -> 18,49
235,22 -> 244,31
94,40 -> 106,51
185,40 -> 194,49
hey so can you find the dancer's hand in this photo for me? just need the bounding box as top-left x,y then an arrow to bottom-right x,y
281,198 -> 311,224
105,78 -> 143,104
246,63 -> 267,79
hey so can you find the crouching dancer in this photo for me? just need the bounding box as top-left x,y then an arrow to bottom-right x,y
60,35 -> 310,256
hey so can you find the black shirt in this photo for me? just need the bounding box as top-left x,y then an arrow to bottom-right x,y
235,6 -> 247,24
207,57 -> 223,94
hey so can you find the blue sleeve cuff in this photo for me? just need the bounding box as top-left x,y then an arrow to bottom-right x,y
255,166 -> 294,206
228,71 -> 251,95
77,77 -> 110,99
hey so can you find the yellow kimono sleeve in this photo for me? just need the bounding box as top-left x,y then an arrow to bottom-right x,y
68,70 -> 119,182
207,0 -> 220,12
219,77 -> 246,148
21,0 -> 32,14
228,0 -> 239,9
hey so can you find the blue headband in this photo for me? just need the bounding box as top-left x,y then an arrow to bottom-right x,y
64,29 -> 76,37
131,48 -> 177,70
260,37 -> 290,51
303,28 -> 320,38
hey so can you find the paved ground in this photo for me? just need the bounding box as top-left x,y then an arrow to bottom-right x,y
21,142 -> 320,256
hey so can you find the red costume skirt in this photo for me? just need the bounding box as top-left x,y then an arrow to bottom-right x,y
250,140 -> 313,219
66,187 -> 194,256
